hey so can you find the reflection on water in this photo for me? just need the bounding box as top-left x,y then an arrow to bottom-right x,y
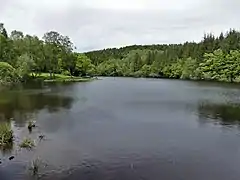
0,83 -> 75,157
0,86 -> 74,127
2,79 -> 240,180
198,102 -> 240,126
0,142 -> 14,155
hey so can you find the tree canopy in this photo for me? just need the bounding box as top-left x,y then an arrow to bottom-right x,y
1,22 -> 240,84
0,23 -> 95,84
85,29 -> 240,82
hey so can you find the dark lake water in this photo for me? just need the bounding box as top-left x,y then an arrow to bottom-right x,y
1,78 -> 240,180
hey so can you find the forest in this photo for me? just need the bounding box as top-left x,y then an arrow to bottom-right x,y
1,22 -> 240,85
86,29 -> 240,82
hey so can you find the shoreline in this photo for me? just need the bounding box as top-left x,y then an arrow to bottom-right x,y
43,78 -> 93,83
96,75 -> 240,84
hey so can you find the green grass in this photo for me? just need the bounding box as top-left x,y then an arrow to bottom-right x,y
19,138 -> 35,149
0,122 -> 13,146
43,78 -> 91,82
36,73 -> 72,79
31,73 -> 93,82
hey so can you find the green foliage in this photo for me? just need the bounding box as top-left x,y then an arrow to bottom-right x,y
75,54 -> 95,76
0,23 -> 8,38
0,23 -> 93,85
0,122 -> 13,146
15,54 -> 36,80
85,29 -> 240,82
1,22 -> 240,83
180,57 -> 199,79
0,62 -> 19,85
33,73 -> 91,82
198,49 -> 240,82
62,70 -> 71,76
139,65 -> 152,77
19,138 -> 35,149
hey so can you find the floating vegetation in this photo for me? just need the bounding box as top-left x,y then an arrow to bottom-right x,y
0,122 -> 13,147
29,158 -> 42,176
19,138 -> 35,149
27,120 -> 36,131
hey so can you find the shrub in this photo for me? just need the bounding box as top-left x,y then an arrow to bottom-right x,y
0,62 -> 19,86
15,54 -> 35,80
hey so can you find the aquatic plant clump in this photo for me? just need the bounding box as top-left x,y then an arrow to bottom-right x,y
29,158 -> 44,176
19,138 -> 35,149
28,120 -> 36,131
0,122 -> 14,146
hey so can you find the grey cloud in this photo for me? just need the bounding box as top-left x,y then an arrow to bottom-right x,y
1,0 -> 240,51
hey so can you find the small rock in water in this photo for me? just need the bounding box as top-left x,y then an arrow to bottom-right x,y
39,135 -> 45,140
9,156 -> 14,160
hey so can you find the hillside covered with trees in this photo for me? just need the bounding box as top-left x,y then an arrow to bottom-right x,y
86,29 -> 240,82
1,22 -> 240,85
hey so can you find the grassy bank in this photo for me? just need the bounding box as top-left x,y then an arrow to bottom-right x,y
31,73 -> 94,83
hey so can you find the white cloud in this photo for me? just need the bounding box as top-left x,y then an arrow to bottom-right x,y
81,0 -> 197,10
0,0 -> 240,51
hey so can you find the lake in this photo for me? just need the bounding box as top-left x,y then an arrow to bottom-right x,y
1,77 -> 240,180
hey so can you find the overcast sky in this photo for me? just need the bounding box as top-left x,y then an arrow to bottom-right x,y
1,0 -> 240,52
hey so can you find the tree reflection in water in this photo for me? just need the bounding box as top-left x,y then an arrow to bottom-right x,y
0,90 -> 74,127
198,101 -> 240,126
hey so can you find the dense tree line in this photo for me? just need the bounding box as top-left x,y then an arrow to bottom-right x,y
86,29 -> 240,82
0,23 -> 95,85
1,22 -> 240,85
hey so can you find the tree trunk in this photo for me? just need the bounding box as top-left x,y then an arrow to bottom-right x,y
49,71 -> 52,79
